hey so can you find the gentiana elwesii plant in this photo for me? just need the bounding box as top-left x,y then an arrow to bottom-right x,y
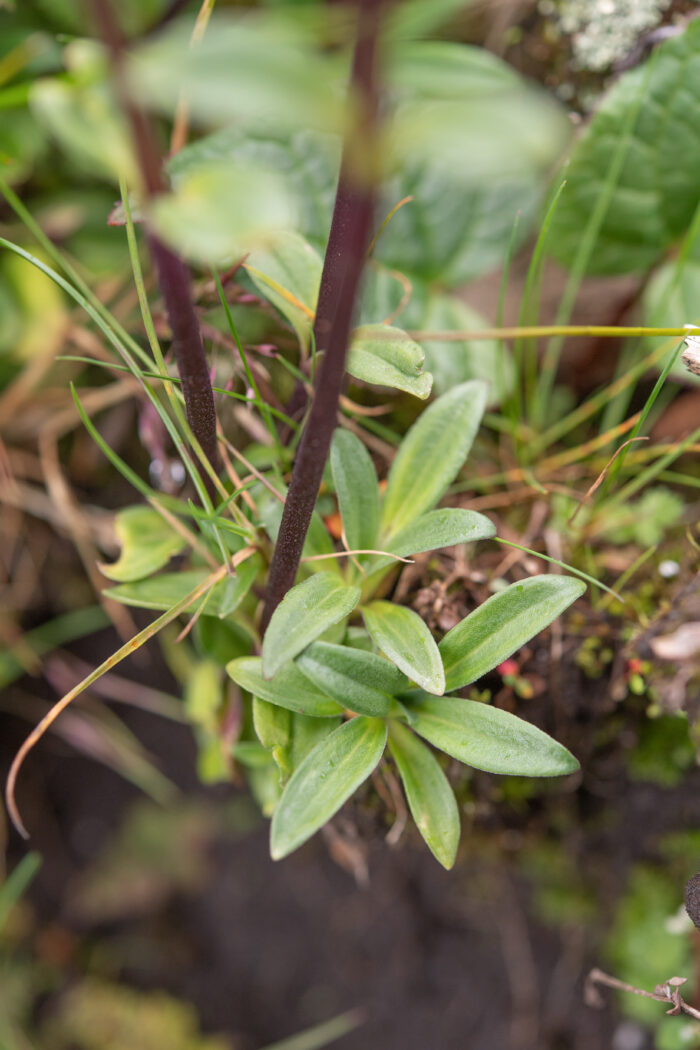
227,381 -> 585,866
2,0 -> 587,869
93,381 -> 585,869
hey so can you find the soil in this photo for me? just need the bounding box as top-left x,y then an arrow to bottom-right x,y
3,557 -> 700,1050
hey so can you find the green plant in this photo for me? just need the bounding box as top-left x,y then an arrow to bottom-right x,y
95,381 -> 583,869
0,0 -> 592,869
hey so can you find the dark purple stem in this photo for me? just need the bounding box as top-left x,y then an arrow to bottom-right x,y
91,0 -> 219,499
262,0 -> 383,629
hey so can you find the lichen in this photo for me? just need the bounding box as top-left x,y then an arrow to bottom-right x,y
539,0 -> 692,71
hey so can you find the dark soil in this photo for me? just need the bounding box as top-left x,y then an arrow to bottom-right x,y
4,598 -> 700,1050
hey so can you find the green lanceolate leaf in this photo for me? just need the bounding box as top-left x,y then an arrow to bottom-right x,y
296,642 -> 407,718
385,508 -> 496,558
406,694 -> 579,777
270,716 -> 387,859
363,601 -> 445,695
380,380 -> 488,536
346,324 -> 432,399
262,573 -> 361,678
440,574 -> 586,692
151,161 -> 294,267
226,656 -> 343,718
388,720 -> 460,869
100,505 -> 186,582
330,428 -> 380,553
104,559 -> 260,616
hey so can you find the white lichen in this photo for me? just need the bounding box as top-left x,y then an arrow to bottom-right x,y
540,0 -> 695,71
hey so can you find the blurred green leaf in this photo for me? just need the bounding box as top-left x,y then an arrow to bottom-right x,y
387,44 -> 570,182
100,506 -> 186,583
548,19 -> 700,274
262,574 -> 361,678
296,641 -> 406,717
30,41 -> 136,184
380,380 -> 487,536
184,659 -> 221,733
253,696 -> 292,751
347,324 -> 432,399
33,0 -> 171,35
270,716 -> 387,859
105,559 -> 260,616
227,656 -> 343,718
152,162 -> 295,267
608,867 -> 691,1029
0,853 -> 41,937
129,13 -> 344,133
260,1009 -> 363,1050
440,575 -> 586,692
373,173 -> 540,288
406,694 -> 579,776
232,741 -> 273,768
330,428 -> 380,554
386,0 -> 474,41
0,108 -> 46,184
167,124 -> 339,249
43,978 -> 231,1050
596,488 -> 686,547
67,801 -> 226,924
363,601 -> 445,695
388,721 -> 459,869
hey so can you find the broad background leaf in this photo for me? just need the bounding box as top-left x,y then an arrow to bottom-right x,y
100,506 -> 185,583
548,20 -> 700,274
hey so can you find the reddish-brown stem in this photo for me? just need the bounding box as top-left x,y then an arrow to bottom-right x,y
91,0 -> 219,497
261,0 -> 383,629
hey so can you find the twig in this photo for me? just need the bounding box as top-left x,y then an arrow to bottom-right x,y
585,968 -> 700,1022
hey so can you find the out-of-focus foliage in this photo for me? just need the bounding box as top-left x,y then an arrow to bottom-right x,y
548,18 -> 700,275
43,980 -> 232,1050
